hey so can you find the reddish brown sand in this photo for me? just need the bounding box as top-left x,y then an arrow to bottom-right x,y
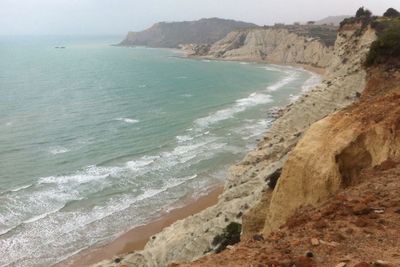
57,186 -> 223,267
175,163 -> 400,267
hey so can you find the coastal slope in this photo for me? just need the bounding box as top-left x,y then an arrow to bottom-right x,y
92,16 -> 377,267
176,16 -> 400,266
119,18 -> 257,48
185,25 -> 337,68
177,162 -> 400,266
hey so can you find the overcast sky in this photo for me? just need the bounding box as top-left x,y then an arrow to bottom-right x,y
0,0 -> 399,35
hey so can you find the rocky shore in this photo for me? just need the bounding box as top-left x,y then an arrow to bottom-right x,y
91,17 -> 379,267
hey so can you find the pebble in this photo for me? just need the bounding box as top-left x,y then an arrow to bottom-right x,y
310,238 -> 320,246
335,262 -> 347,267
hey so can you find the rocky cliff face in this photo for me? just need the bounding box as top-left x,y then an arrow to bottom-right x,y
119,18 -> 257,48
93,22 -> 377,267
187,26 -> 337,68
263,62 -> 400,234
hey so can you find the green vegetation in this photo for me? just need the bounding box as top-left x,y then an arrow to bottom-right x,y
356,7 -> 372,18
366,17 -> 400,67
338,7 -> 400,67
340,7 -> 375,30
211,222 -> 242,253
383,8 -> 400,18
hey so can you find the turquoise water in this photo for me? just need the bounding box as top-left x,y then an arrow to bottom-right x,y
0,36 -> 319,266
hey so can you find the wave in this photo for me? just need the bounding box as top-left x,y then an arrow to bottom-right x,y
115,117 -> 139,124
38,165 -> 122,185
301,72 -> 322,92
261,66 -> 281,72
195,92 -> 273,128
266,70 -> 299,92
289,71 -> 322,103
176,135 -> 194,143
22,208 -> 61,224
49,146 -> 70,155
10,184 -> 33,193
125,157 -> 157,171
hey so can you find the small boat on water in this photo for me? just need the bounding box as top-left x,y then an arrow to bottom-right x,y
54,46 -> 66,49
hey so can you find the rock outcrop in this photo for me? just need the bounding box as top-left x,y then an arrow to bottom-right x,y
187,25 -> 338,68
92,21 -> 377,267
263,64 -> 400,234
119,18 -> 256,48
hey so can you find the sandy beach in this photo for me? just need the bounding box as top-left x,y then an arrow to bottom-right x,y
57,186 -> 223,267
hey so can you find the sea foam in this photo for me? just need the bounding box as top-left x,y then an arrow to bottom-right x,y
115,118 -> 139,124
195,92 -> 273,128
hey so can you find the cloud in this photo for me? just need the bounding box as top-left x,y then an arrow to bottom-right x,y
0,0 -> 399,35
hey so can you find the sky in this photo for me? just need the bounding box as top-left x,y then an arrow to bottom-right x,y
0,0 -> 399,35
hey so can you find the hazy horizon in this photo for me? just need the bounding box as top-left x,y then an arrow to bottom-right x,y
1,0 -> 399,36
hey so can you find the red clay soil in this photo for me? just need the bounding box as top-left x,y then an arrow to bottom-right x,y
173,162 -> 400,267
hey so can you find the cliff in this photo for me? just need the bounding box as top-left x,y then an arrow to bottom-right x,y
186,25 -> 337,68
92,16 -> 378,267
119,18 -> 257,48
176,18 -> 400,266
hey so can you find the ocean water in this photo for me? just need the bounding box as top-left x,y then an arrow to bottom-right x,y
0,36 -> 320,266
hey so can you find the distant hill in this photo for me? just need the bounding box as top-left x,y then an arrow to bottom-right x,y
315,15 -> 351,26
119,18 -> 258,48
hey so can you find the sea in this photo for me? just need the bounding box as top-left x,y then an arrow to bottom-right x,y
0,35 -> 320,266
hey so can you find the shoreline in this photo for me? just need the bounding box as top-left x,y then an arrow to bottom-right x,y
57,52 -> 323,267
116,45 -> 326,76
57,186 -> 224,267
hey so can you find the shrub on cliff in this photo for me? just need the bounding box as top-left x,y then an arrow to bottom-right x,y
383,8 -> 400,18
366,18 -> 400,67
211,222 -> 242,253
340,7 -> 374,29
356,7 -> 372,18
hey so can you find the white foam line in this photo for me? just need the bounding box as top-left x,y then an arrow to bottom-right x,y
9,184 -> 32,193
49,147 -> 70,155
266,70 -> 299,92
195,92 -> 273,128
115,117 -> 139,124
23,209 -> 61,224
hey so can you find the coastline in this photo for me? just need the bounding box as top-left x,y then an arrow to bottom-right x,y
61,56 -> 324,267
178,48 -> 327,76
58,186 -> 224,267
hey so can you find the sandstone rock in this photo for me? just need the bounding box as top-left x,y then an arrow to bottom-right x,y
205,28 -> 333,68
335,262 -> 347,267
310,238 -> 320,246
